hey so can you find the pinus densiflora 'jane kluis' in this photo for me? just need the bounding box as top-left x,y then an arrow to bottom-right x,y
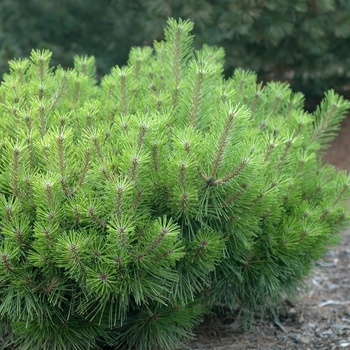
0,18 -> 349,350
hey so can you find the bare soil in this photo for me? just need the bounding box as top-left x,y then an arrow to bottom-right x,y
188,114 -> 350,350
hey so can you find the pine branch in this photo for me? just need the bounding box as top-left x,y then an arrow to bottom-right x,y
210,105 -> 248,180
310,90 -> 350,148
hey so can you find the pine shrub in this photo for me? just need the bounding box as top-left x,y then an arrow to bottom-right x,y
0,18 -> 350,350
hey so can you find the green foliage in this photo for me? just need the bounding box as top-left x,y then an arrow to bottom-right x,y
1,18 -> 350,350
1,0 -> 350,97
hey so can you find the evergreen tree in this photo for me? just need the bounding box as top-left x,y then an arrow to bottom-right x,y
0,18 -> 349,350
1,0 -> 350,97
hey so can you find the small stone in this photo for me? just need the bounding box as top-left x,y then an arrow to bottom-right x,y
320,329 -> 333,339
301,336 -> 311,344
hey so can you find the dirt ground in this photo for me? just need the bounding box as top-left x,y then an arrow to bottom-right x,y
188,114 -> 350,350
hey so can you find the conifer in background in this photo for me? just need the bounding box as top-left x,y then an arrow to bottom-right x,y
0,18 -> 350,350
1,0 -> 350,98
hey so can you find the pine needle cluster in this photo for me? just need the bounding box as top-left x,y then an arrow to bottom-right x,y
0,18 -> 349,350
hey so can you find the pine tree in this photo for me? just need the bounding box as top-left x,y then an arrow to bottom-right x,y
1,0 -> 350,97
0,18 -> 349,350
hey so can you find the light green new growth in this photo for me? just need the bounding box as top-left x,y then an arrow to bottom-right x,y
0,18 -> 349,350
